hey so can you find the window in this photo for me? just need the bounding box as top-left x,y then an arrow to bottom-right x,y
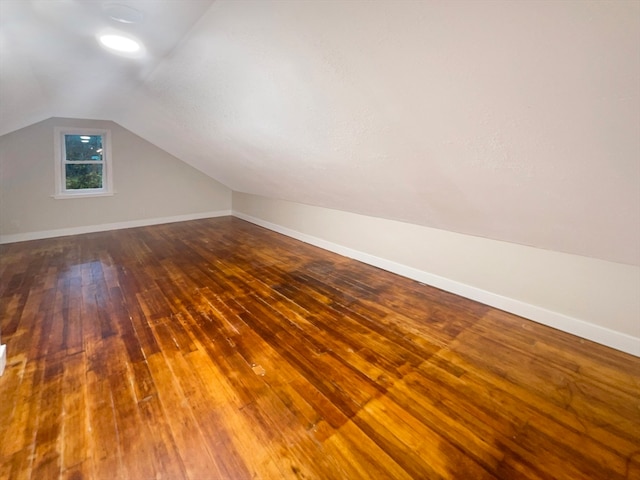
54,127 -> 113,198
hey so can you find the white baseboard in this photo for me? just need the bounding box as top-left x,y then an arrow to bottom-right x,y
0,344 -> 6,376
0,210 -> 233,244
234,211 -> 640,357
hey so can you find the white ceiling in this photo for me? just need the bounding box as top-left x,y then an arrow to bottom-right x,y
0,0 -> 215,133
1,0 -> 639,266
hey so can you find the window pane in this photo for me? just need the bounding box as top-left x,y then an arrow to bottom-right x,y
65,164 -> 103,189
64,135 -> 103,161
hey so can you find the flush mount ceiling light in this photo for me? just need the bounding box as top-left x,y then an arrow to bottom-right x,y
102,3 -> 143,24
98,34 -> 141,53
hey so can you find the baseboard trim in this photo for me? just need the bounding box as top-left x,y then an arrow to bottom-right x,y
0,344 -> 6,376
0,210 -> 233,244
234,211 -> 639,357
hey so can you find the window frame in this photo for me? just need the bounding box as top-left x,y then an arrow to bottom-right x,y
53,127 -> 114,199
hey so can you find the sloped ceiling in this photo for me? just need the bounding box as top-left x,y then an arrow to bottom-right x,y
0,0 -> 215,133
1,0 -> 639,266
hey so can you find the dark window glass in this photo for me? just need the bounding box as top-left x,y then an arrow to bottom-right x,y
64,135 -> 103,161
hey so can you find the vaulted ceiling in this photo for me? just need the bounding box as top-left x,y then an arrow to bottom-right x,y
1,0 -> 638,266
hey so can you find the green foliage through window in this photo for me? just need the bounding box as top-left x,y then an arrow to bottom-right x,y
65,164 -> 103,189
63,134 -> 104,190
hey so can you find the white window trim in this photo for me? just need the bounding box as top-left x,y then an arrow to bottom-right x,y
53,127 -> 114,199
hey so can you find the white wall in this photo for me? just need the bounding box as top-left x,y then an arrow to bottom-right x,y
115,0 -> 640,267
233,192 -> 640,356
0,117 -> 231,241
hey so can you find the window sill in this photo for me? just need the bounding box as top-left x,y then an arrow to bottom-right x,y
52,191 -> 115,200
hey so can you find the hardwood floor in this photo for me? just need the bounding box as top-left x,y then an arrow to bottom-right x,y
1,216 -> 638,479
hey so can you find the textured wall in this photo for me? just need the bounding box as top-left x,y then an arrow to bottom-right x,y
115,0 -> 640,266
0,117 -> 231,237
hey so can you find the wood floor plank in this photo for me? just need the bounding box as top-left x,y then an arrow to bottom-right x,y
31,358 -> 64,479
321,421 -> 414,480
144,352 -> 225,479
0,359 -> 39,459
107,364 -> 157,478
1,216 -> 638,479
60,353 -> 90,475
85,369 -> 126,479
